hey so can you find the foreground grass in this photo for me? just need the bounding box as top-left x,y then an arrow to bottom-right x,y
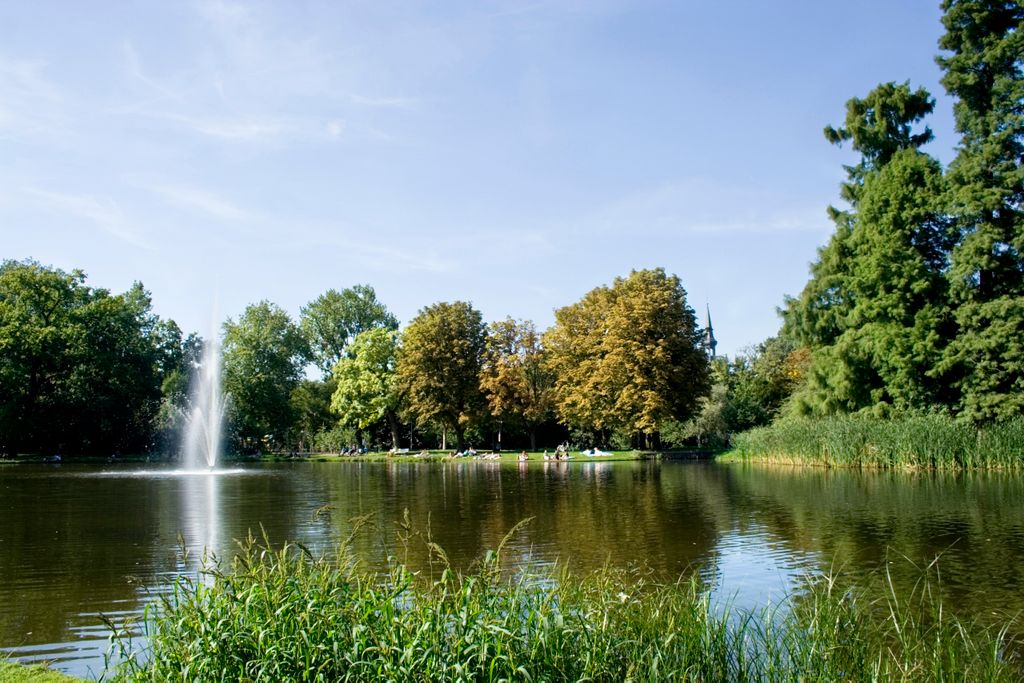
728,414 -> 1024,470
108,527 -> 1020,682
0,661 -> 82,683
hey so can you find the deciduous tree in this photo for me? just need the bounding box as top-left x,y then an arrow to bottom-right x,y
222,301 -> 307,450
480,318 -> 554,450
0,260 -> 180,455
331,328 -> 403,450
544,269 -> 709,445
396,301 -> 486,451
300,285 -> 398,375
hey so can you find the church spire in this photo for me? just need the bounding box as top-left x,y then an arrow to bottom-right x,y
702,304 -> 717,359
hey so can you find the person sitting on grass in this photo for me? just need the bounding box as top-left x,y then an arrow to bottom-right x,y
518,451 -> 529,462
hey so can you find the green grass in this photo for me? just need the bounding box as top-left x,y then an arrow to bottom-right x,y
298,449 -> 650,464
727,414 -> 1024,470
107,523 -> 1022,682
0,661 -> 83,683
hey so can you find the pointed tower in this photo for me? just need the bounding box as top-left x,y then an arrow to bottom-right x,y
702,304 -> 717,359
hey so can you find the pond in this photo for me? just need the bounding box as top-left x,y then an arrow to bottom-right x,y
2,460 -> 1022,679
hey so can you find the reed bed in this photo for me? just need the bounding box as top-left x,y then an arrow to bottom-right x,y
730,414 -> 1024,470
107,529 -> 1021,682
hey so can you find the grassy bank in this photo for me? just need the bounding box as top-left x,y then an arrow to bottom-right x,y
727,415 -> 1024,470
0,661 -> 82,683
278,449 -> 651,464
108,530 -> 1020,682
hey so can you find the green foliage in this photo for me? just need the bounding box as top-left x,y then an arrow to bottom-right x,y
289,378 -> 337,451
937,0 -> 1024,422
726,339 -> 809,431
780,3 -> 1024,424
222,301 -> 308,450
0,260 -> 183,455
783,84 -> 955,418
311,423 -> 357,452
824,81 -> 935,205
396,301 -> 487,450
544,269 -> 710,441
733,414 -> 1024,470
300,285 -> 398,375
331,328 -> 403,449
110,529 -> 1022,682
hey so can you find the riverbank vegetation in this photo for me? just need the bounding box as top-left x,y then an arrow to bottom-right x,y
108,531 -> 1021,682
729,414 -> 1024,469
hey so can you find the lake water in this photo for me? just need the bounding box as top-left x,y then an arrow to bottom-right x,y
2,460 -> 1022,679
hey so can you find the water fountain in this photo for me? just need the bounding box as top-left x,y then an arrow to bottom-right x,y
182,338 -> 226,470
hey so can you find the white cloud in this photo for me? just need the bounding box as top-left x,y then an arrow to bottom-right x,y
145,183 -> 254,222
173,114 -> 290,140
326,119 -> 345,139
25,188 -> 153,250
0,57 -> 64,137
581,178 -> 829,236
280,224 -> 453,274
349,94 -> 418,109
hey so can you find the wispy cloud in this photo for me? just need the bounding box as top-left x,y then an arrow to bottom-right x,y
25,188 -> 153,249
349,94 -> 418,109
163,112 -> 291,140
581,178 -> 829,236
282,225 -> 453,274
0,57 -> 64,137
144,183 -> 255,222
458,228 -> 553,256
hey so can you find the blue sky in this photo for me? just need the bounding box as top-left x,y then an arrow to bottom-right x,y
2,1 -> 956,357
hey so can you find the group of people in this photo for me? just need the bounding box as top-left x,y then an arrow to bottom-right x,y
542,443 -> 572,461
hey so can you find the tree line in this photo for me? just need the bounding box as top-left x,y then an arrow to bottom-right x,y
0,263 -> 712,456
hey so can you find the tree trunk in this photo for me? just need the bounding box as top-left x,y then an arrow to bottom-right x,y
387,410 -> 400,451
455,423 -> 467,452
529,427 -> 536,451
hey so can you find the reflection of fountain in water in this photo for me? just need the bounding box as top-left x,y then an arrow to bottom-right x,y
181,472 -> 222,563
182,339 -> 226,470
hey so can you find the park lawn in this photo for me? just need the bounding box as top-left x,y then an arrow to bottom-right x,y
302,449 -> 651,464
0,661 -> 83,683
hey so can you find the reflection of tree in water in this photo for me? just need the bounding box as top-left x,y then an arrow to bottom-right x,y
720,465 -> 1024,628
320,461 -> 734,581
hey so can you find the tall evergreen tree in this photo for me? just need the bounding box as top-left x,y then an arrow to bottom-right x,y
784,84 -> 953,415
937,0 -> 1024,421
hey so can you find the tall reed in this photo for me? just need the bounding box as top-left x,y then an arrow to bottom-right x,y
731,414 -> 1024,469
108,527 -> 1021,681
